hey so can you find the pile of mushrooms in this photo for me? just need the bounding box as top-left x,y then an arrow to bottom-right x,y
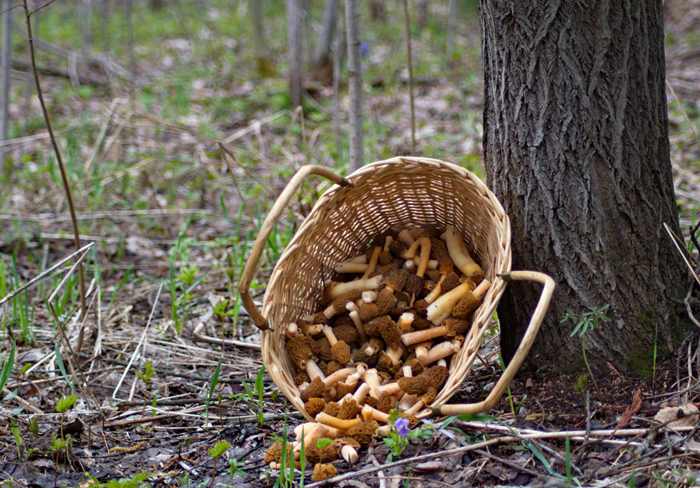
266,226 -> 490,470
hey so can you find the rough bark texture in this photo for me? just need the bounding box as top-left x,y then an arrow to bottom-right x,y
480,0 -> 692,376
287,0 -> 302,108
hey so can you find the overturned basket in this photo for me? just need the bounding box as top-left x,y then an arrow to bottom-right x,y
239,157 -> 554,421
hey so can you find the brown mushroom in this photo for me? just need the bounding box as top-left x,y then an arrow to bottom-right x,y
323,290 -> 361,318
334,437 -> 361,464
301,376 -> 327,402
451,280 -> 491,319
305,398 -> 326,417
426,280 -> 489,325
312,464 -> 337,482
336,396 -> 362,420
379,236 -> 394,266
358,301 -> 380,322
333,323 -> 360,345
376,347 -> 404,375
346,306 -> 368,344
322,326 -> 352,365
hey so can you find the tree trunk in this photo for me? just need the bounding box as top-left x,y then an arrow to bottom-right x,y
287,0 -> 302,108
1,0 -> 11,172
345,0 -> 363,171
251,0 -> 275,78
480,0 -> 692,376
314,0 -> 336,82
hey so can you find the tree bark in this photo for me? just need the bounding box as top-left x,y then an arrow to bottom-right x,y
345,0 -> 364,171
480,0 -> 692,376
315,0 -> 336,72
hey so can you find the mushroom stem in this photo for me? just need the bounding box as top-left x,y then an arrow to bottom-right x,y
351,382 -> 371,404
315,412 -> 361,430
285,322 -> 298,340
361,246 -> 382,279
305,359 -> 326,382
328,275 -> 383,299
362,290 -> 378,303
362,368 -> 382,399
295,423 -> 329,453
424,274 -> 446,304
362,404 -> 391,423
399,366 -> 418,410
405,399 -> 425,415
375,381 -> 403,397
417,339 -> 462,366
397,312 -> 415,333
340,445 -> 359,464
401,318 -> 470,346
398,229 -> 415,245
322,367 -> 356,387
445,226 -> 483,278
347,307 -> 368,344
335,262 -> 370,274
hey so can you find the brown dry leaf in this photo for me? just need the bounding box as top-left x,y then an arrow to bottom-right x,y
654,403 -> 700,428
616,388 -> 643,430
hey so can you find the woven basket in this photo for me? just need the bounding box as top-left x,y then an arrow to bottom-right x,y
239,157 -> 554,421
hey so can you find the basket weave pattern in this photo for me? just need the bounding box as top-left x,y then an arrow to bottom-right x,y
261,157 -> 512,420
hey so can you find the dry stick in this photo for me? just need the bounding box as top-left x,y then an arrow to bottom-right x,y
22,1 -> 88,326
112,283 -> 162,401
0,242 -> 94,307
46,256 -> 105,422
402,0 -> 416,155
305,436 -> 520,488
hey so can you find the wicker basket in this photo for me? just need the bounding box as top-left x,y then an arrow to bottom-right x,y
239,157 -> 554,421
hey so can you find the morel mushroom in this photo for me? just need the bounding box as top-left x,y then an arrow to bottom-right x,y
445,226 -> 483,278
334,437 -> 361,464
451,279 -> 491,319
312,464 -> 337,482
322,326 -> 352,365
305,397 -> 326,417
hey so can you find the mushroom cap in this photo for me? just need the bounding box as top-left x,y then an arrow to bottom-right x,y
441,271 -> 461,293
411,315 -> 433,331
443,318 -> 471,337
315,337 -> 335,362
264,441 -> 293,464
333,314 -> 354,328
337,397 -> 362,420
286,336 -> 315,370
377,393 -> 397,413
354,343 -> 379,367
305,398 -> 326,417
394,357 -> 425,378
452,292 -> 480,319
397,375 -> 429,396
382,267 -> 410,292
312,464 -> 338,482
332,290 -> 362,313
326,361 -> 343,375
322,401 -> 341,417
331,341 -> 352,365
333,436 -> 361,450
420,386 -> 438,404
301,376 -> 328,402
358,302 -> 380,322
362,396 -> 378,408
389,239 -> 409,259
333,324 -> 360,345
424,365 -> 450,389
376,260 -> 400,276
295,370 -> 310,386
404,274 -> 424,297
411,300 -> 429,319
364,315 -> 391,338
345,421 -> 379,447
376,288 -> 398,315
310,311 -> 331,325
421,280 -> 437,298
377,317 -> 401,350
376,351 -> 403,376
430,237 -> 455,274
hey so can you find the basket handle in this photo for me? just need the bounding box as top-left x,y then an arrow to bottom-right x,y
432,270 -> 555,416
238,165 -> 352,331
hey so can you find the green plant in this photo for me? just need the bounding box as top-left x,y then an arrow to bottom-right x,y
274,417 -> 293,488
11,426 -> 22,460
0,339 -> 16,392
205,361 -> 221,426
242,364 -> 266,427
381,410 -> 433,462
51,433 -> 74,488
208,440 -> 230,488
85,471 -> 151,488
135,361 -> 156,416
29,415 -> 39,441
228,458 -> 245,484
56,394 -> 78,441
562,304 -> 611,394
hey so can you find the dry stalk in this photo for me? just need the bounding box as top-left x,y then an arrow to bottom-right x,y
21,0 -> 87,327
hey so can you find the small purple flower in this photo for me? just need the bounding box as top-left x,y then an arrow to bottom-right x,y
394,417 -> 410,438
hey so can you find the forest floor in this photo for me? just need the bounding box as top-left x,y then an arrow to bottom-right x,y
1,0 -> 700,487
